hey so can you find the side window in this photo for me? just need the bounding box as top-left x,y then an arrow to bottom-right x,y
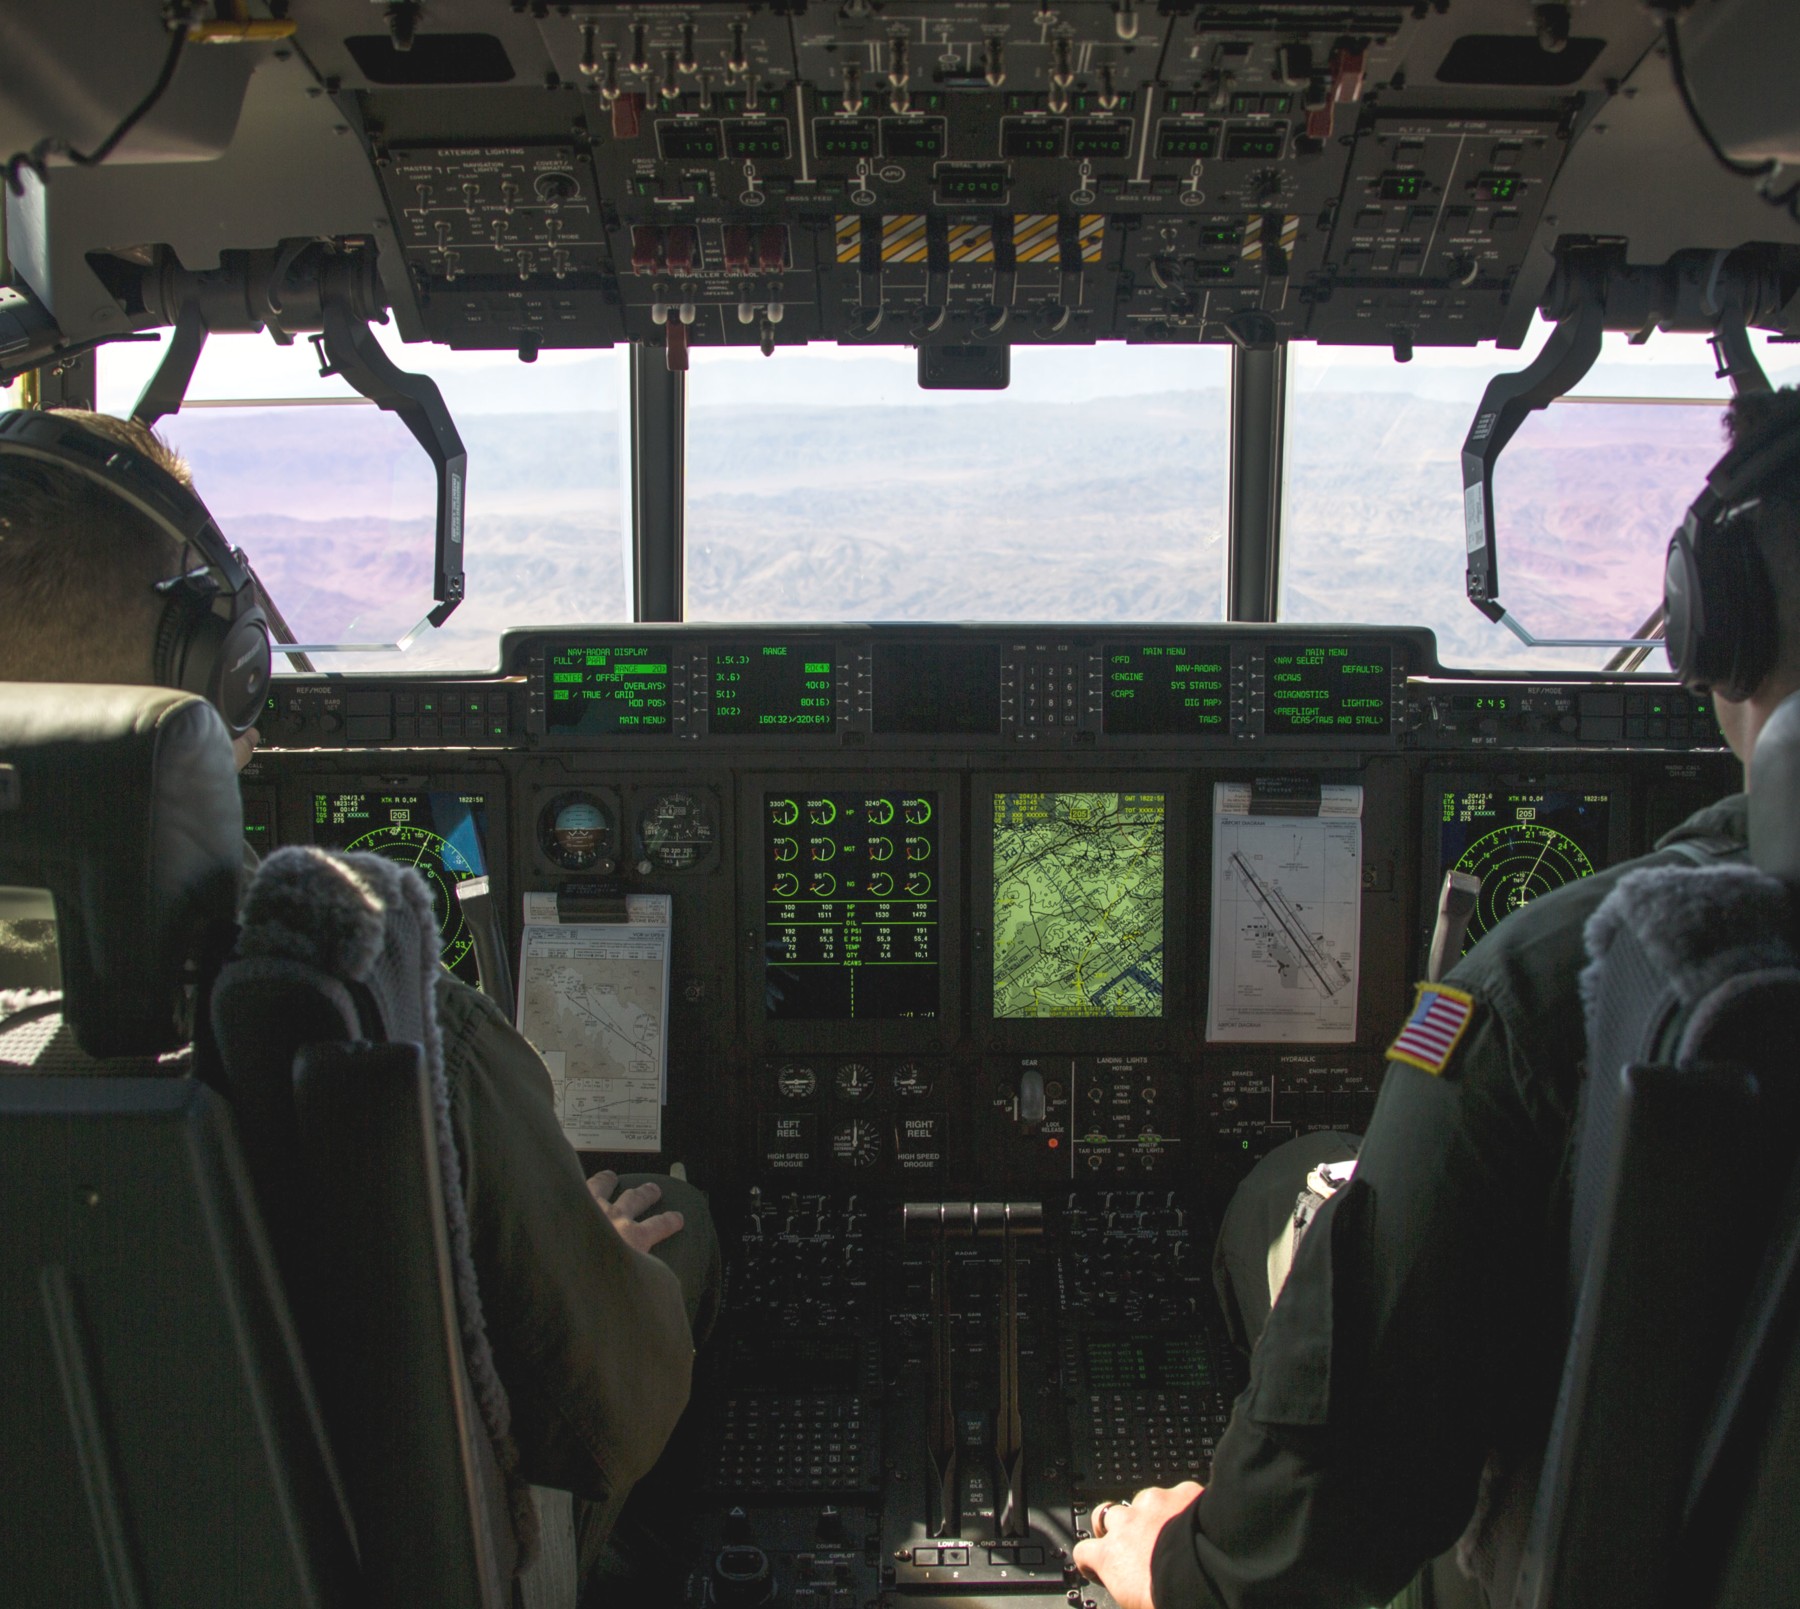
1279,322 -> 1800,670
97,332 -> 629,672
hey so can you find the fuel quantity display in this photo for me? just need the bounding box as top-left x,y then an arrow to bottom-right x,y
711,643 -> 835,733
545,644 -> 672,734
765,792 -> 938,1020
1104,643 -> 1229,735
312,791 -> 489,983
1265,644 -> 1391,734
1438,787 -> 1613,954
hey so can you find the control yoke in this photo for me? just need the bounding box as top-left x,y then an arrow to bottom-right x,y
313,295 -> 466,630
1463,247 -> 1779,652
123,242 -> 466,646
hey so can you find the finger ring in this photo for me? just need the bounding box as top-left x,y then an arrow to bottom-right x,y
1092,1499 -> 1130,1537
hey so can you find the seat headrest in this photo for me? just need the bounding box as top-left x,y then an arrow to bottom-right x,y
1750,689 -> 1800,883
0,684 -> 243,1056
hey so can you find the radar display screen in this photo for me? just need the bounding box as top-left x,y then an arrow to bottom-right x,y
711,643 -> 835,733
1438,787 -> 1613,955
544,643 -> 672,734
1265,644 -> 1391,734
1104,643 -> 1229,735
1083,1335 -> 1215,1392
764,792 -> 939,1020
992,792 -> 1165,1018
312,791 -> 489,983
873,641 -> 1003,735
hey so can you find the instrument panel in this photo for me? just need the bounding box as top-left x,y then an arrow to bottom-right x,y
237,623 -> 1734,1609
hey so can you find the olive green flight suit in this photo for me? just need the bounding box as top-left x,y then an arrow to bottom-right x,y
1151,796 -> 1748,1609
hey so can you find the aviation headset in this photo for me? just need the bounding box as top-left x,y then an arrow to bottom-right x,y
1665,409 -> 1800,702
0,408 -> 271,737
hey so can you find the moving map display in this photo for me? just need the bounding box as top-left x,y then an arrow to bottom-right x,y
764,792 -> 939,1020
991,792 -> 1165,1018
311,791 -> 489,983
1438,786 -> 1613,955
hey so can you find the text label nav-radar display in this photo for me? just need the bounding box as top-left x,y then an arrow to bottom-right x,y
712,643 -> 835,733
765,792 -> 939,1020
1104,643 -> 1229,735
1265,644 -> 1391,734
1438,787 -> 1612,954
545,644 -> 672,734
312,791 -> 489,983
992,792 -> 1166,1019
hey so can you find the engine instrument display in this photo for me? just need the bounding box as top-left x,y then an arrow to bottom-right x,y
991,792 -> 1166,1018
711,643 -> 835,733
1264,644 -> 1392,734
544,643 -> 672,734
764,792 -> 939,1021
311,791 -> 490,982
1103,643 -> 1229,735
1437,786 -> 1614,954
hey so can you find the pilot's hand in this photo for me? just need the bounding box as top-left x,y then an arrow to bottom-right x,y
1070,1481 -> 1204,1609
587,1170 -> 686,1255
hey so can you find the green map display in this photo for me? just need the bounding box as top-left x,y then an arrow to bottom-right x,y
991,792 -> 1165,1018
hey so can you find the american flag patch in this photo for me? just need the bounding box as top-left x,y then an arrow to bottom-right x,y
1387,982 -> 1476,1075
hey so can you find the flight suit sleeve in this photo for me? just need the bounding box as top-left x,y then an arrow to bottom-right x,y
1150,999 -> 1566,1609
436,976 -> 696,1503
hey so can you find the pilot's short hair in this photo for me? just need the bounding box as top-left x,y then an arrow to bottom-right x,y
0,409 -> 193,684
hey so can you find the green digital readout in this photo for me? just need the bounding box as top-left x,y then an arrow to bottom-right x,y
711,643 -> 835,733
725,119 -> 790,160
813,118 -> 878,159
1381,170 -> 1427,200
1084,1335 -> 1214,1392
1156,121 -> 1218,161
1104,643 -> 1229,735
1264,644 -> 1391,733
545,644 -> 672,733
1001,118 -> 1065,160
883,118 -> 946,159
1224,126 -> 1285,160
1068,118 -> 1133,159
657,120 -> 723,161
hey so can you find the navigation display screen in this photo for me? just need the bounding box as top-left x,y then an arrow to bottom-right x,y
1104,642 -> 1229,735
545,644 -> 672,734
1264,643 -> 1391,734
1437,786 -> 1613,955
991,792 -> 1165,1018
711,643 -> 835,733
764,791 -> 939,1020
873,641 -> 1003,735
312,791 -> 489,983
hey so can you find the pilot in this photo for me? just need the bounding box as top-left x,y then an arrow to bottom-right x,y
1074,387 -> 1800,1609
0,407 -> 718,1584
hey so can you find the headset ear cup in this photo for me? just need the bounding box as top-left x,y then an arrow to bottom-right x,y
1664,528 -> 1705,687
215,611 -> 272,734
1678,510 -> 1779,702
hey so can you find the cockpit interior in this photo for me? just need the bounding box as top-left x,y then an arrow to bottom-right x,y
3,2 -> 1799,1606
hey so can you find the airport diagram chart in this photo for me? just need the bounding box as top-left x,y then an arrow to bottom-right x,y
1207,784 -> 1363,1043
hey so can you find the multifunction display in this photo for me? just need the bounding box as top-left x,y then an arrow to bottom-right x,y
1104,643 -> 1229,735
711,643 -> 835,733
764,792 -> 939,1020
1265,643 -> 1391,734
1084,1335 -> 1216,1392
545,643 -> 672,734
1437,786 -> 1613,954
991,792 -> 1165,1018
311,790 -> 489,983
